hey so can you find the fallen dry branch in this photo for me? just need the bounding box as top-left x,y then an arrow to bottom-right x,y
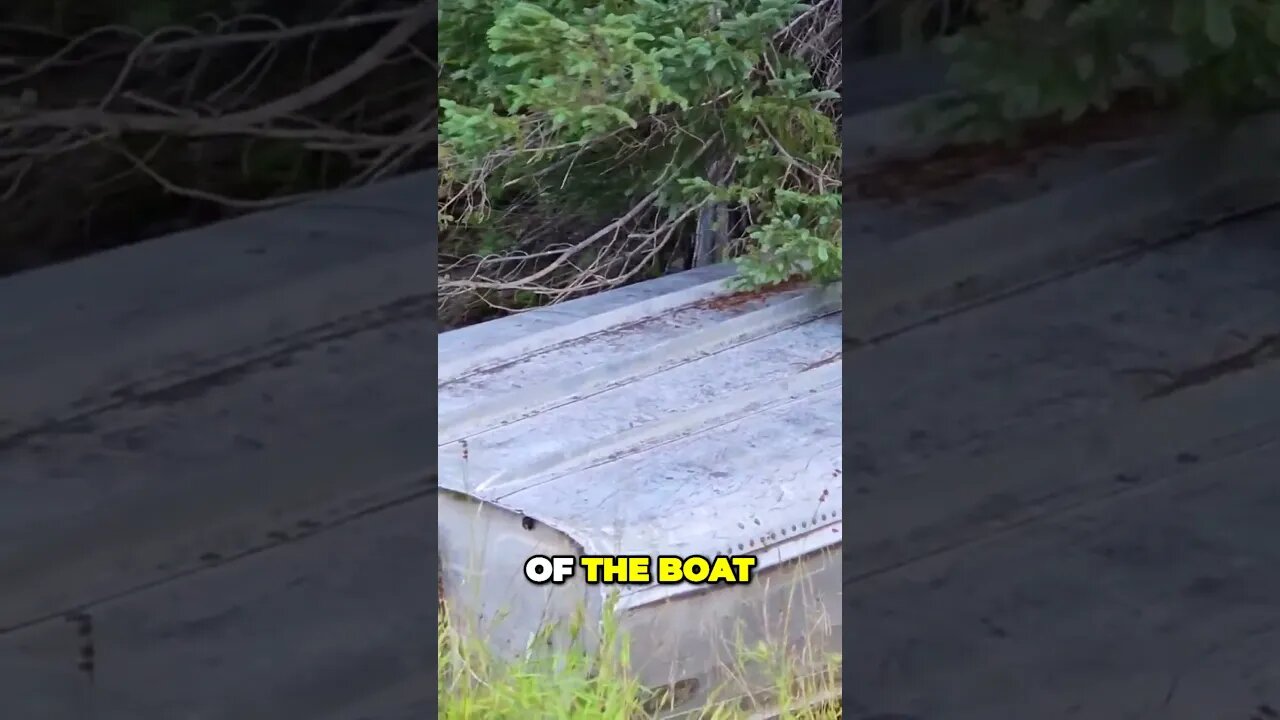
0,0 -> 436,273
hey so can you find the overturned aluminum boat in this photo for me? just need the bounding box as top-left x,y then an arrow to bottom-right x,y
438,265 -> 842,716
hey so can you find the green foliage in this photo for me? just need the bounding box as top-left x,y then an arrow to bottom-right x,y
935,0 -> 1280,141
440,597 -> 644,720
439,0 -> 840,288
439,594 -> 842,719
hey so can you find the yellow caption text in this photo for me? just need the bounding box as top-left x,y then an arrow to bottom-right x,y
523,554 -> 756,585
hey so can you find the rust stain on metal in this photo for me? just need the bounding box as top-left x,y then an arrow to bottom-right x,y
802,352 -> 841,371
849,91 -> 1165,202
1144,334 -> 1280,400
697,276 -> 809,312
444,275 -> 810,386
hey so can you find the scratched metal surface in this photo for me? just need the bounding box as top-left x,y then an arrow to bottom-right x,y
438,267 -> 842,718
847,213 -> 1280,487
0,172 -> 434,719
0,171 -> 433,440
438,268 -> 843,599
848,210 -> 1280,719
437,263 -> 736,355
437,274 -> 812,415
844,133 -> 1166,250
442,317 -> 838,504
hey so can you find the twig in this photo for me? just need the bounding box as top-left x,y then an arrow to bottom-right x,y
147,8 -> 417,55
3,1 -> 433,135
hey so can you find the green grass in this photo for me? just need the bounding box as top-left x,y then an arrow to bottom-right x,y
438,597 -> 841,720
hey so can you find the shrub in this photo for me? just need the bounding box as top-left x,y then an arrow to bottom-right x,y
934,0 -> 1280,140
438,0 -> 841,306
